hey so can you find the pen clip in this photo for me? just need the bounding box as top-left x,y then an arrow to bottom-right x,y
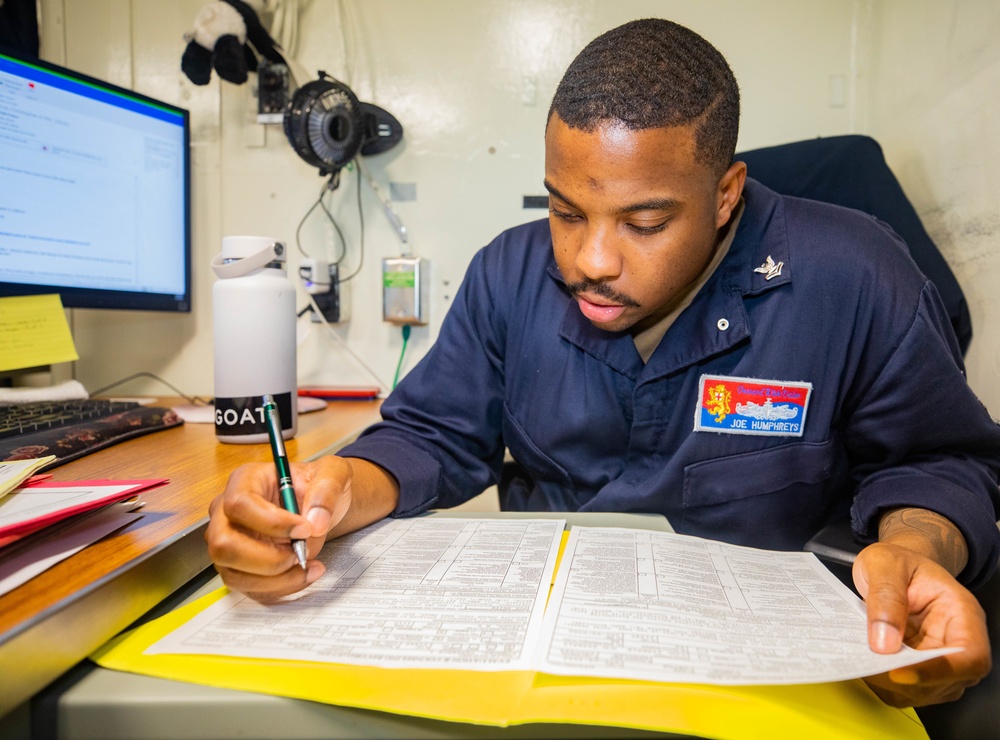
262,394 -> 287,457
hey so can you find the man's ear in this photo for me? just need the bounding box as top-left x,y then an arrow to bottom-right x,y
715,160 -> 747,229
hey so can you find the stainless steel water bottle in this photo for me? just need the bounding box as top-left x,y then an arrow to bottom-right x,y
211,235 -> 297,443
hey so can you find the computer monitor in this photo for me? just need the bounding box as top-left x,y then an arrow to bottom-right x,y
0,46 -> 191,312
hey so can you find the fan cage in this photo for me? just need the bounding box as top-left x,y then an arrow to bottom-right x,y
283,76 -> 365,174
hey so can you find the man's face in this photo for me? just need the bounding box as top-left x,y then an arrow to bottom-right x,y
545,114 -> 743,333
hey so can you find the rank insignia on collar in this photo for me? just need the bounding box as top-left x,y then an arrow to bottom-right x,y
694,374 -> 812,436
753,255 -> 784,280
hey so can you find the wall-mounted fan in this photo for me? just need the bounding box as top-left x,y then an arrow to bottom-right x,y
282,71 -> 403,179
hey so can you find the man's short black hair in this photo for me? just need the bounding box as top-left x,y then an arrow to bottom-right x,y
549,18 -> 740,176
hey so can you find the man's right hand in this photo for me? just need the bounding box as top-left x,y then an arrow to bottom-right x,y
206,455 -> 397,601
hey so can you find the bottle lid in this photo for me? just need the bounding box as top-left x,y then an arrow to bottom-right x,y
221,235 -> 286,262
212,237 -> 287,279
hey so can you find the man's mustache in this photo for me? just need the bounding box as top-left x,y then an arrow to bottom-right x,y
564,278 -> 640,308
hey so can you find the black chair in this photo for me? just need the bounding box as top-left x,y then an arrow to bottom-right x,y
736,136 -> 1000,740
741,136 -> 992,737
736,135 -> 972,355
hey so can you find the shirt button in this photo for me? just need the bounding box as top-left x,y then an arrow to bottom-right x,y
717,318 -> 730,331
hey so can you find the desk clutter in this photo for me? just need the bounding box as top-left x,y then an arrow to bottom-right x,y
0,396 -> 384,723
0,462 -> 166,597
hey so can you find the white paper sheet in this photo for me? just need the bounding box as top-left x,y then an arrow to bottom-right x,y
535,527 -> 959,685
147,517 -> 565,670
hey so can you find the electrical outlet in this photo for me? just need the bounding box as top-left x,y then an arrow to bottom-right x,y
309,264 -> 349,323
312,287 -> 340,323
257,61 -> 290,125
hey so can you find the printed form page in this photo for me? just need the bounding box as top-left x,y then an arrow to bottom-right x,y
536,527 -> 957,685
148,517 -> 564,670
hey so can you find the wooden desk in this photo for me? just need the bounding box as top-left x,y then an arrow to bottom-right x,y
0,398 -> 381,719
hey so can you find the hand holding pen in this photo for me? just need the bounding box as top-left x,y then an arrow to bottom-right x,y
261,394 -> 308,570
206,402 -> 398,600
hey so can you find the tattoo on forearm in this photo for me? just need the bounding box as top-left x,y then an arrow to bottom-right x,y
878,508 -> 969,576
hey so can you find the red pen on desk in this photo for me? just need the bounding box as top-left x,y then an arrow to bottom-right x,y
298,386 -> 380,400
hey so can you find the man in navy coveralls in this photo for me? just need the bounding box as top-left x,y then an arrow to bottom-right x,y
207,18 -> 1000,708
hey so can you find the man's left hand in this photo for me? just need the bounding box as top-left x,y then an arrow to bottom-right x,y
853,541 -> 990,707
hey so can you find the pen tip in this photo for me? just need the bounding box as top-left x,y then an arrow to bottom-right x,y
293,540 -> 308,570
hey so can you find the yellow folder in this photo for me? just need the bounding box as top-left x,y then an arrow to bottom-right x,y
91,586 -> 929,740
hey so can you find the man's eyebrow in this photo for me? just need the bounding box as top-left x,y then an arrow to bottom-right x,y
543,180 -> 680,214
542,180 -> 575,208
614,196 -> 681,214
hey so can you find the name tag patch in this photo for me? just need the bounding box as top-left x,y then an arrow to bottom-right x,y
695,375 -> 812,437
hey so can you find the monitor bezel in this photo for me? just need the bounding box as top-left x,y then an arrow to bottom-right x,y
0,45 -> 192,313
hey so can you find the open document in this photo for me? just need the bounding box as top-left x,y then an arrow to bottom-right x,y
149,517 -> 564,670
536,526 -> 959,685
147,519 -> 956,684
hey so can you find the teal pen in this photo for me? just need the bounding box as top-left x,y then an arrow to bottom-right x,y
261,394 -> 308,570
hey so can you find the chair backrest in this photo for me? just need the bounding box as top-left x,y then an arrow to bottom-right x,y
736,135 -> 972,355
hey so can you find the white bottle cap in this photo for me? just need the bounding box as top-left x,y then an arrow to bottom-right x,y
221,235 -> 285,261
212,237 -> 287,279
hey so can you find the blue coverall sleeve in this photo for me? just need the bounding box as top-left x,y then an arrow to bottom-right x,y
847,282 -> 1000,587
339,247 -> 507,516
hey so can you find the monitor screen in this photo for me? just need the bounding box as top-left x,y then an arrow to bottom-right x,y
0,47 -> 191,312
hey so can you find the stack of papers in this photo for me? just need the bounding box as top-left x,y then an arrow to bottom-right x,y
0,478 -> 163,547
0,467 -> 167,596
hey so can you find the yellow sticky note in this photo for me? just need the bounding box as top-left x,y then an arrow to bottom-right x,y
0,294 -> 79,372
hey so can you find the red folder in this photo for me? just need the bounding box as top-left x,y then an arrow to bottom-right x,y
0,479 -> 166,548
